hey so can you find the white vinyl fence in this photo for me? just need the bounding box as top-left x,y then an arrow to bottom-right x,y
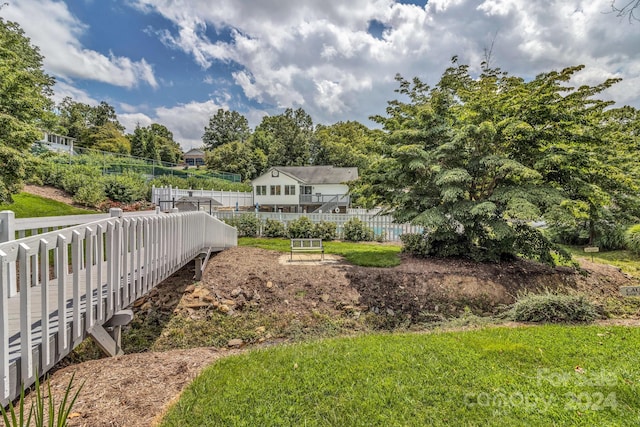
0,209 -> 237,406
215,211 -> 422,242
152,186 -> 253,210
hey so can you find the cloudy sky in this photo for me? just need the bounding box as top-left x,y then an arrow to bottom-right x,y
2,0 -> 638,150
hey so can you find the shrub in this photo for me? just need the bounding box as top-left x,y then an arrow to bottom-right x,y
234,214 -> 260,237
263,218 -> 287,238
400,233 -> 430,255
288,216 -> 314,238
596,223 -> 627,251
507,292 -> 598,323
60,165 -> 102,195
312,221 -> 337,241
343,217 -> 374,242
73,182 -> 107,208
625,224 -> 640,254
103,172 -> 148,203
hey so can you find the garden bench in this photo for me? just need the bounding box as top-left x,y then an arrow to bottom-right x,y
290,238 -> 324,261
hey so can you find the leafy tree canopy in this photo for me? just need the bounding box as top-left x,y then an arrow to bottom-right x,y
363,59 -> 639,265
202,109 -> 250,150
205,140 -> 267,181
252,107 -> 313,167
0,17 -> 55,202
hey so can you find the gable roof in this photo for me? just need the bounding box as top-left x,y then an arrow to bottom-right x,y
268,166 -> 358,184
184,148 -> 205,157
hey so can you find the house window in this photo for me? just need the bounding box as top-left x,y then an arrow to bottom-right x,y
301,185 -> 313,195
255,185 -> 266,196
270,185 -> 281,196
284,185 -> 296,195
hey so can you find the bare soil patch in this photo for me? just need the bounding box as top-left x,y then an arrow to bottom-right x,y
13,247 -> 640,427
22,184 -> 78,206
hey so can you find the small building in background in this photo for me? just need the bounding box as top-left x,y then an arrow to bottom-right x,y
183,148 -> 205,167
252,166 -> 358,213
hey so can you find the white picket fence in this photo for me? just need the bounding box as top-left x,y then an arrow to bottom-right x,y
215,211 -> 422,241
0,209 -> 237,406
151,186 -> 253,209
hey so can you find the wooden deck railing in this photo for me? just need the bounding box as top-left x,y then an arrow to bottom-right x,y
0,209 -> 237,406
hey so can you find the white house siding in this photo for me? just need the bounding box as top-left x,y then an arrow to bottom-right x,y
253,173 -> 299,207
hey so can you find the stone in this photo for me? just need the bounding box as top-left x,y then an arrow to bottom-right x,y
266,281 -> 273,289
320,294 -> 330,303
184,301 -> 211,309
218,304 -> 230,313
221,299 -> 236,307
386,308 -> 395,316
228,338 -> 243,348
192,287 -> 211,299
255,326 -> 266,334
230,288 -> 243,298
133,297 -> 147,308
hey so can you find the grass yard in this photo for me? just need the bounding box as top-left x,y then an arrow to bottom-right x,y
160,325 -> 640,426
239,237 -> 402,267
0,193 -> 96,217
563,245 -> 640,279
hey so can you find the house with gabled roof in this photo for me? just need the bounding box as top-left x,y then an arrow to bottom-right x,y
251,166 -> 358,213
183,148 -> 205,167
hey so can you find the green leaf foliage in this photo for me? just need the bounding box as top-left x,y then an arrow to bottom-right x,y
363,60 -> 639,264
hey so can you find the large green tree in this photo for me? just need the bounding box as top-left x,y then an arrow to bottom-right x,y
252,107 -> 313,167
0,17 -> 55,202
202,109 -> 251,150
364,61 -> 639,264
311,121 -> 383,171
205,141 -> 267,181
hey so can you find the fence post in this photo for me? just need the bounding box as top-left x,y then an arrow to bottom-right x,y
0,211 -> 15,243
0,211 -> 17,297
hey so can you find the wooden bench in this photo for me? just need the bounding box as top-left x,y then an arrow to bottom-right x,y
290,238 -> 324,261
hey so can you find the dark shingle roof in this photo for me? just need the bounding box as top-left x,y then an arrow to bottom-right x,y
275,166 -> 358,184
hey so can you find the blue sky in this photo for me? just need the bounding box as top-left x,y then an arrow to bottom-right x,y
2,0 -> 638,150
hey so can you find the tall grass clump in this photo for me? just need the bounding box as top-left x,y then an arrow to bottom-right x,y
507,291 -> 599,323
625,224 -> 640,255
1,373 -> 83,427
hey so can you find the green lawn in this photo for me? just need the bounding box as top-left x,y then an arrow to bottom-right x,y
160,325 -> 640,426
563,245 -> 640,278
0,193 -> 96,218
239,237 -> 402,267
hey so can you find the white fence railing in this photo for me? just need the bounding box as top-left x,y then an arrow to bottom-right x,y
152,186 -> 253,210
0,209 -> 237,406
215,212 -> 422,242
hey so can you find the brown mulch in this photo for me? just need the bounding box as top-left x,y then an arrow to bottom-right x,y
23,184 -> 78,206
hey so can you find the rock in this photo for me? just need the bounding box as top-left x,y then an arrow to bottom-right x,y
266,281 -> 273,289
251,290 -> 261,301
255,326 -> 266,334
228,338 -> 243,348
218,304 -> 230,313
386,308 -> 395,316
341,305 -> 354,312
221,299 -> 236,307
192,287 -> 211,299
184,301 -> 211,309
230,288 -> 243,298
184,284 -> 196,293
133,297 -> 147,308
320,294 -> 330,303
284,299 -> 289,305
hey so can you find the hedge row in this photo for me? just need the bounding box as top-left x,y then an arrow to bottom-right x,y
222,215 -> 378,242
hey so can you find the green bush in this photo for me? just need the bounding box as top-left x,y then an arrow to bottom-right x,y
60,165 -> 102,195
343,217 -> 374,242
73,182 -> 106,208
625,224 -> 640,254
596,223 -> 627,251
507,292 -> 598,323
288,216 -> 314,238
228,214 -> 260,237
400,232 -> 430,255
312,221 -> 337,241
103,172 -> 148,203
263,218 -> 287,238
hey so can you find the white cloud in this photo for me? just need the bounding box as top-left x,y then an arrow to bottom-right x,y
130,0 -> 640,125
2,0 -> 158,89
